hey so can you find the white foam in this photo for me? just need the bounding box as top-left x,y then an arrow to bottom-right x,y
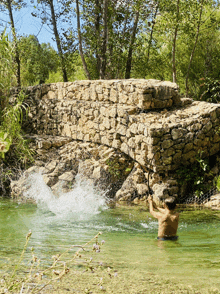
23,172 -> 108,219
140,221 -> 158,230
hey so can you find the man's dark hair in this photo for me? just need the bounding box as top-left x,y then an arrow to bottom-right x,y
164,197 -> 176,210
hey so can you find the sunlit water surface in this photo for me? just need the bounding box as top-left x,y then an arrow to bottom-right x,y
0,173 -> 220,291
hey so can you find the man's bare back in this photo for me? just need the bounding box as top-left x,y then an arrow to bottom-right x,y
148,196 -> 179,240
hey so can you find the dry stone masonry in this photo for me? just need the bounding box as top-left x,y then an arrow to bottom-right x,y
10,79 -> 220,204
23,79 -> 220,174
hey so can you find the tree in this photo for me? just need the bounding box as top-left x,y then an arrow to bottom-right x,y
185,0 -> 205,96
75,0 -> 155,79
172,0 -> 180,83
0,0 -> 24,87
32,0 -> 71,82
132,0 -> 219,97
18,35 -> 59,85
125,9 -> 140,79
0,32 -> 32,165
75,0 -> 91,79
0,29 -> 15,113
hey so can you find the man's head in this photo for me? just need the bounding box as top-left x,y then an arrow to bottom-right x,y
164,197 -> 176,210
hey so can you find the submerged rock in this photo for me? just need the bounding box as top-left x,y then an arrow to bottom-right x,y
10,139 -> 134,201
204,194 -> 220,209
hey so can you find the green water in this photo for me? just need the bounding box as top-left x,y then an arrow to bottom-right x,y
0,199 -> 220,292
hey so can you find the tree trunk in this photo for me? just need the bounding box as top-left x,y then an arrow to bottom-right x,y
49,0 -> 68,82
185,0 -> 204,96
99,0 -> 108,79
146,2 -> 159,65
76,0 -> 91,80
6,0 -> 20,88
125,11 -> 139,79
172,0 -> 180,84
94,0 -> 101,75
116,0 -> 131,78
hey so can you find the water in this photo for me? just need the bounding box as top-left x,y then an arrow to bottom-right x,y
0,173 -> 220,292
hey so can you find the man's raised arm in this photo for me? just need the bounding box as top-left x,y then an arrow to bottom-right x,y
147,195 -> 162,219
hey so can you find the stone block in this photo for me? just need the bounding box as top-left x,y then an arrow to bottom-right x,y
116,124 -> 127,136
58,171 -> 75,182
162,156 -> 173,165
161,139 -> 174,149
182,150 -> 196,162
213,133 -> 220,143
110,88 -> 118,103
129,123 -> 138,135
203,121 -> 213,133
136,184 -> 148,196
210,143 -> 220,156
43,175 -> 57,186
47,91 -> 56,99
171,128 -> 184,140
183,143 -> 194,153
103,118 -> 111,129
112,139 -> 121,149
127,137 -> 136,149
121,142 -> 129,154
163,147 -> 175,157
101,136 -> 110,145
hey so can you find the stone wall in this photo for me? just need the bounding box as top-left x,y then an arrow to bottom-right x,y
23,79 -> 220,174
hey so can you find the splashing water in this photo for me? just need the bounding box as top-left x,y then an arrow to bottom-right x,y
23,172 -> 108,219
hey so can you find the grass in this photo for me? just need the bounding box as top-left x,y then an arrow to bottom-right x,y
0,232 -> 106,294
42,264 -> 220,294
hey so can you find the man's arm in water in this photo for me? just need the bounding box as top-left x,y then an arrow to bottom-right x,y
148,196 -> 162,219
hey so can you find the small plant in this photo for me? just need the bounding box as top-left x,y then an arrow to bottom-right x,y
0,29 -> 16,99
0,91 -> 34,164
176,152 -> 212,197
0,231 -> 109,294
125,167 -> 132,173
213,175 -> 220,192
106,158 -> 121,178
199,77 -> 220,103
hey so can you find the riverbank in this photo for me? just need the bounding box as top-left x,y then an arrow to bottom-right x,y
44,266 -> 220,294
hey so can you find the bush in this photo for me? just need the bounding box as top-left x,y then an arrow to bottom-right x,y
199,77 -> 220,103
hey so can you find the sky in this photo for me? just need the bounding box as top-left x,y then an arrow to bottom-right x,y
0,1 -> 63,50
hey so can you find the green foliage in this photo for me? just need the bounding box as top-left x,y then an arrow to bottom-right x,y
199,77 -> 220,103
214,175 -> 220,191
176,152 -> 211,197
45,70 -> 64,84
132,0 -> 220,97
1,0 -> 220,96
106,159 -> 121,178
77,0 -> 155,79
0,31 -> 33,166
18,35 -> 59,86
0,91 -> 34,164
0,131 -> 12,159
0,29 -> 16,99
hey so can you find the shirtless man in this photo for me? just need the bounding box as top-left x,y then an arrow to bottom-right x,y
147,195 -> 179,241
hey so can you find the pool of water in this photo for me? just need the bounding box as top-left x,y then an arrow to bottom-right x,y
0,173 -> 220,292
